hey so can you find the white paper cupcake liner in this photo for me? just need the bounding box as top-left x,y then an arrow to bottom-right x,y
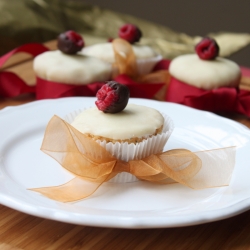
65,108 -> 174,183
136,54 -> 163,75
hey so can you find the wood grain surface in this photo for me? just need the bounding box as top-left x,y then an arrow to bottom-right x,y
1,41 -> 250,250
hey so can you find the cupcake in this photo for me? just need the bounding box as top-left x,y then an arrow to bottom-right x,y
81,24 -> 162,75
68,81 -> 174,182
33,31 -> 112,85
169,37 -> 241,90
81,42 -> 161,75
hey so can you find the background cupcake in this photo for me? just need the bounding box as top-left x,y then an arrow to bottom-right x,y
81,24 -> 162,76
33,30 -> 112,86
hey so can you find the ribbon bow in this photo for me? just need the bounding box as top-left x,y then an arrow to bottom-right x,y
31,116 -> 236,202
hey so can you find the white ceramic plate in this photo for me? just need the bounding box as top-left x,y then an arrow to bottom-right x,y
1,97 -> 250,229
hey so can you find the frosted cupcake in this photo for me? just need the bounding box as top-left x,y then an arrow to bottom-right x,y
81,24 -> 162,75
82,42 -> 161,75
33,30 -> 112,85
69,81 -> 174,182
169,37 -> 241,90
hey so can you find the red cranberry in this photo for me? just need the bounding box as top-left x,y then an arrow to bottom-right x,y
95,81 -> 130,113
108,38 -> 114,43
57,30 -> 84,54
195,37 -> 219,60
118,24 -> 142,44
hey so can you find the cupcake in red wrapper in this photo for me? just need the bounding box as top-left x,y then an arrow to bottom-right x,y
166,37 -> 244,114
33,30 -> 113,99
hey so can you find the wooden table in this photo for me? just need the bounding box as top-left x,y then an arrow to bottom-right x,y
1,42 -> 250,250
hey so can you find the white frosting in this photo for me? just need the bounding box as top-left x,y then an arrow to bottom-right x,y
71,104 -> 164,140
33,50 -> 112,84
81,43 -> 158,64
169,54 -> 241,90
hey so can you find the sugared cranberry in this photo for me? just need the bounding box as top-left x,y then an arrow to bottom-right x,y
95,81 -> 130,113
118,24 -> 142,44
195,37 -> 219,60
57,30 -> 84,54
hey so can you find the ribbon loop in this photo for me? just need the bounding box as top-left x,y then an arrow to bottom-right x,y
112,38 -> 138,78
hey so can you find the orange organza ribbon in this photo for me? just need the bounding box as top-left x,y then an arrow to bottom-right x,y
112,38 -> 170,84
30,116 -> 236,202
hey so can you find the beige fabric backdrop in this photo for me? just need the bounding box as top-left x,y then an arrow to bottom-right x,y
0,0 -> 249,66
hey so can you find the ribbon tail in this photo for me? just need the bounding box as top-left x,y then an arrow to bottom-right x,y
30,174 -> 114,202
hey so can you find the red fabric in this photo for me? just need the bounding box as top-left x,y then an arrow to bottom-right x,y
0,43 -> 49,66
36,75 -> 165,100
114,74 -> 165,99
0,43 -> 48,97
241,66 -> 250,78
36,78 -> 104,99
0,72 -> 35,97
166,73 -> 250,116
153,59 -> 171,71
